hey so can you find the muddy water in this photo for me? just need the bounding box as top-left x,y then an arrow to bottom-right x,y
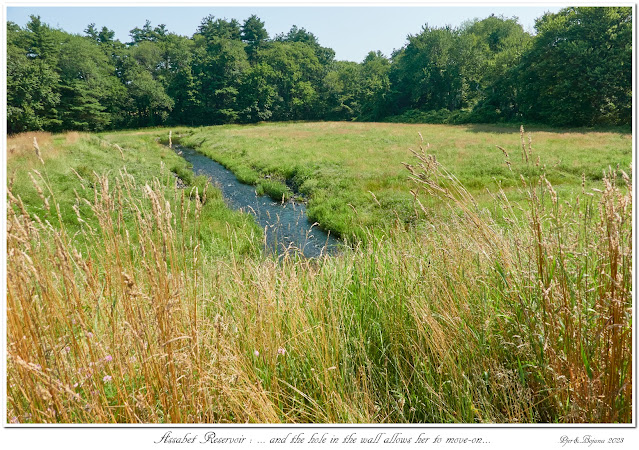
176,145 -> 340,257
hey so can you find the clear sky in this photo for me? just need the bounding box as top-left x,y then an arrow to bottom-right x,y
7,5 -> 565,62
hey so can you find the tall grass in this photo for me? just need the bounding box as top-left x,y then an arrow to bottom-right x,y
6,132 -> 632,423
7,131 -> 54,162
405,133 -> 632,422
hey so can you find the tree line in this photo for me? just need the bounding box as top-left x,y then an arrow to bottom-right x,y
7,7 -> 632,134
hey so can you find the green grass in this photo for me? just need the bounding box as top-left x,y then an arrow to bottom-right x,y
7,129 -> 262,258
173,122 -> 631,239
6,123 -> 632,424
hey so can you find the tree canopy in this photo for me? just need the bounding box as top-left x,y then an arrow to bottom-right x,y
7,8 -> 632,134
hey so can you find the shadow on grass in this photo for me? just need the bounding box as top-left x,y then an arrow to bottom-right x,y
460,122 -> 632,135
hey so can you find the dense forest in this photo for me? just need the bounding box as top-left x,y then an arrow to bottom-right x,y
7,6 -> 632,134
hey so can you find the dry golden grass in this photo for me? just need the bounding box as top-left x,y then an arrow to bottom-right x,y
6,132 -> 54,161
64,131 -> 83,145
406,134 -> 632,422
6,129 -> 632,424
5,131 -> 84,165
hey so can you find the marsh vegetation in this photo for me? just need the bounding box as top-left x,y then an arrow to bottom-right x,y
6,122 -> 632,423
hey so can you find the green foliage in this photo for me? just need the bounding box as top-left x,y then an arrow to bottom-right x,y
7,17 -> 61,133
321,61 -> 362,120
6,8 -> 632,133
385,109 -> 475,125
57,34 -> 126,131
275,25 -> 335,66
256,179 -> 292,202
197,15 -> 242,41
126,69 -> 175,126
84,23 -> 116,44
257,41 -> 322,120
24,15 -> 60,61
390,26 -> 465,112
129,19 -> 170,44
460,15 -> 531,120
191,22 -> 249,124
388,15 -> 530,119
241,14 -> 268,63
160,35 -> 199,125
358,51 -> 391,120
514,7 -> 632,126
7,41 -> 61,133
237,63 -> 277,123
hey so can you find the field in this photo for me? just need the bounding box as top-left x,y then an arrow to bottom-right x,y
6,122 -> 632,423
174,122 -> 631,238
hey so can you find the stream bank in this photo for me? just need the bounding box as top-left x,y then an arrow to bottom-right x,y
175,145 -> 340,258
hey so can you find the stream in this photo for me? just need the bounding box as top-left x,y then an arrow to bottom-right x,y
175,145 -> 341,258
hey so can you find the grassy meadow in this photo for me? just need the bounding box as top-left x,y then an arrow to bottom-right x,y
6,122 -> 632,423
174,122 -> 631,239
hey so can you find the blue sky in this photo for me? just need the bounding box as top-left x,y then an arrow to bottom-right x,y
7,5 -> 564,62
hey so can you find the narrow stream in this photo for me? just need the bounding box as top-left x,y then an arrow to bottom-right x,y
176,145 -> 341,258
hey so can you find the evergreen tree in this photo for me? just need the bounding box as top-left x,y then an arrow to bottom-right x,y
197,15 -> 242,41
241,14 -> 268,63
192,17 -> 248,124
7,17 -> 61,132
7,41 -> 61,133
